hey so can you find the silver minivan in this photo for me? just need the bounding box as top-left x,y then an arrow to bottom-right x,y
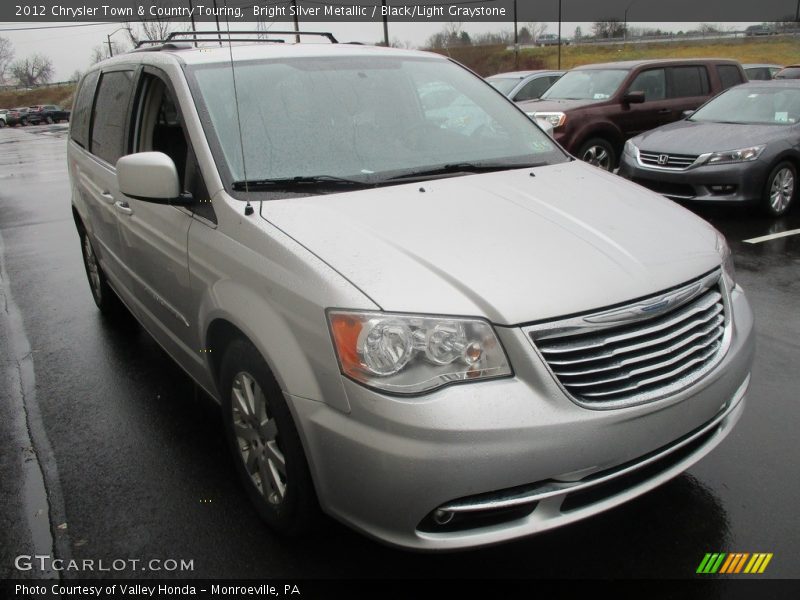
68,34 -> 755,551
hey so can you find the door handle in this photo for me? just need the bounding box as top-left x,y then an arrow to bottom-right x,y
100,191 -> 115,204
657,109 -> 671,114
114,200 -> 133,216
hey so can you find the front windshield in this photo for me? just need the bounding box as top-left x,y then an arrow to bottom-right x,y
691,87 -> 800,125
188,55 -> 566,187
541,69 -> 628,101
487,77 -> 519,95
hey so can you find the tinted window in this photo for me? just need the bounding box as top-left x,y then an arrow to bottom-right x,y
669,66 -> 709,97
90,70 -> 134,164
515,76 -> 554,101
628,69 -> 665,101
70,70 -> 99,148
746,67 -> 771,81
717,65 -> 744,90
775,67 -> 800,79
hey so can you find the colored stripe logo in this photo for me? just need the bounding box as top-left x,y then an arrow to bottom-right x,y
697,552 -> 773,574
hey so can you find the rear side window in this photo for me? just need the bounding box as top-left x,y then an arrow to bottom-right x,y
515,77 -> 554,101
70,70 -> 100,148
90,70 -> 135,165
669,66 -> 710,98
717,65 -> 744,90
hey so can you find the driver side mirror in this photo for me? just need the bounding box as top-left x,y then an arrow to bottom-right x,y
116,152 -> 192,205
622,91 -> 646,105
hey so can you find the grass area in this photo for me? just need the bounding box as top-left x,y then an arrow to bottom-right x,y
0,84 -> 76,111
441,36 -> 800,76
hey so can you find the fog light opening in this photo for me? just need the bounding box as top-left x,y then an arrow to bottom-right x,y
433,509 -> 454,525
709,184 -> 736,195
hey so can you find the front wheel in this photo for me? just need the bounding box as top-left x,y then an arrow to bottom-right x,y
577,138 -> 617,171
220,339 -> 320,536
763,161 -> 796,217
46,115 -> 53,124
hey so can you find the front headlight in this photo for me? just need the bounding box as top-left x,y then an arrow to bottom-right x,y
532,111 -> 567,129
716,232 -> 736,289
706,145 -> 765,166
328,311 -> 512,394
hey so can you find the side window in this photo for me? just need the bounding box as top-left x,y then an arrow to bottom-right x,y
90,70 -> 135,164
70,70 -> 100,148
515,77 -> 553,102
134,74 -> 214,222
669,66 -> 710,98
717,65 -> 744,90
627,69 -> 666,101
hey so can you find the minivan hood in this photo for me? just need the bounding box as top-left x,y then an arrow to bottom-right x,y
260,161 -> 721,325
518,97 -> 600,113
632,118 -> 795,154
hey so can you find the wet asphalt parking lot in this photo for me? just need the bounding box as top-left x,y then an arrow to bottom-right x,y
0,123 -> 798,587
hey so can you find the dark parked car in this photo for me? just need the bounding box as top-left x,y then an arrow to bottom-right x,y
29,104 -> 70,123
774,64 -> 800,80
537,33 -> 569,46
619,81 -> 800,217
520,59 -> 747,170
745,24 -> 777,36
487,70 -> 565,102
743,64 -> 783,81
5,107 -> 39,126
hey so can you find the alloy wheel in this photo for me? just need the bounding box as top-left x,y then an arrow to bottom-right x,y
582,144 -> 612,170
231,371 -> 287,505
769,167 -> 794,214
83,236 -> 102,301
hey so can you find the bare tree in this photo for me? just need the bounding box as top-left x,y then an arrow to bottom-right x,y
524,22 -> 548,42
592,21 -> 626,39
125,4 -> 177,47
10,54 -> 53,87
69,69 -> 83,83
0,36 -> 14,85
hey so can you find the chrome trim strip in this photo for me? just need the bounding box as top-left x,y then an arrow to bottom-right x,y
439,374 -> 749,514
635,149 -> 711,171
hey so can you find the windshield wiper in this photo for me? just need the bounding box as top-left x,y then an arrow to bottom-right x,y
232,175 -> 371,191
386,162 -> 547,182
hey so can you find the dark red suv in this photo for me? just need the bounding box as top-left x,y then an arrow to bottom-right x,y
519,59 -> 747,170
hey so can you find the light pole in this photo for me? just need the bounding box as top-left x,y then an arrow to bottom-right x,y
557,0 -> 562,69
106,26 -> 127,57
623,0 -> 637,43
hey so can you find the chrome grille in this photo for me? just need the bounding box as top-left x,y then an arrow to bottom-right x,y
639,151 -> 699,170
526,271 -> 729,408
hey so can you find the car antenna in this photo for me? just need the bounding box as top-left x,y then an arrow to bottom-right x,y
224,0 -> 254,217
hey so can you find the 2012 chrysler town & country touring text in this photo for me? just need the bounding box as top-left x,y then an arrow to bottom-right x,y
68,33 -> 755,551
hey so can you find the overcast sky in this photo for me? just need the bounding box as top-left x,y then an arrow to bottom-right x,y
0,20 -> 762,81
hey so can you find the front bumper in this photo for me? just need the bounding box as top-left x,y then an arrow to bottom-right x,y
291,287 -> 755,551
618,154 -> 769,204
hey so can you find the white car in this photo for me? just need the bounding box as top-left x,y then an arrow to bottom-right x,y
68,32 -> 754,550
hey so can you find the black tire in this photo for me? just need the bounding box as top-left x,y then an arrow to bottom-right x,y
46,115 -> 53,124
0,120 -> 5,128
78,230 -> 125,315
577,138 -> 617,171
762,161 -> 796,217
220,339 -> 320,536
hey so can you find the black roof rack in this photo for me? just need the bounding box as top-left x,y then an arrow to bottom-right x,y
134,30 -> 338,49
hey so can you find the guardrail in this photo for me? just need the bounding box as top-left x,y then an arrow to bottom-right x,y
0,80 -> 76,92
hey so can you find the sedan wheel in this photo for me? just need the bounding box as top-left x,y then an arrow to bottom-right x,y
764,162 -> 796,217
578,138 -> 617,171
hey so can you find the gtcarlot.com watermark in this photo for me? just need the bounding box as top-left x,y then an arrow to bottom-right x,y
15,554 -> 194,573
